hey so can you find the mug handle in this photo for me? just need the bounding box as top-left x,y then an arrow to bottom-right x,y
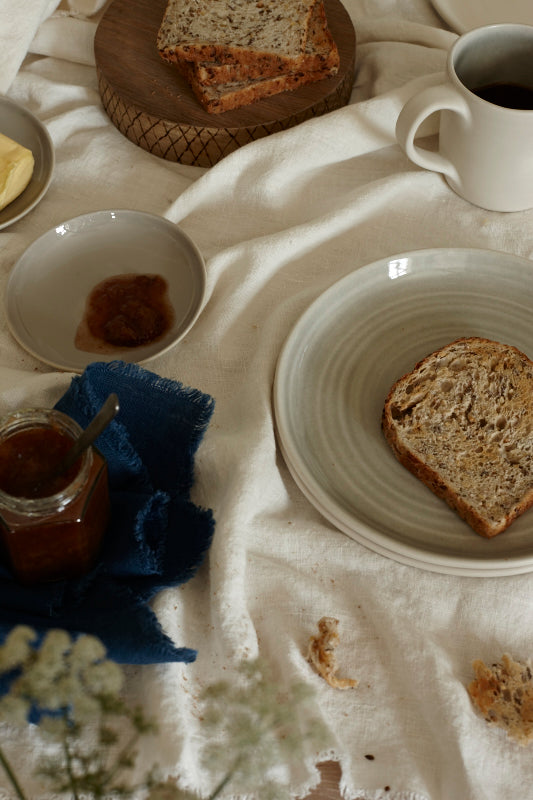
395,83 -> 470,182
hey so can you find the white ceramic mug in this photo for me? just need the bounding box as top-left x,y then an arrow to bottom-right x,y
396,24 -> 533,212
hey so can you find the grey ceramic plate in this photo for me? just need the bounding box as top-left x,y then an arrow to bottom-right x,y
0,96 -> 54,229
431,0 -> 533,32
274,248 -> 533,577
5,210 -> 206,371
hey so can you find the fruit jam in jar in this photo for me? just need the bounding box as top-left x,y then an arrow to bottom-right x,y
0,408 -> 109,584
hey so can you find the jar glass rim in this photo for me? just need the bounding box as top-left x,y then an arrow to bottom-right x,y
0,408 -> 92,515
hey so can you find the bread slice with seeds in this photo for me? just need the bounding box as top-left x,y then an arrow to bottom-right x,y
187,1 -> 339,85
185,64 -> 336,113
157,0 -> 321,70
382,337 -> 533,538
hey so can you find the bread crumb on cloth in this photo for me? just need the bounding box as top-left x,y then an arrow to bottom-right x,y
307,616 -> 357,690
468,654 -> 533,745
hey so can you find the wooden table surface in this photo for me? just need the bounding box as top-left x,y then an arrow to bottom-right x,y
303,762 -> 344,799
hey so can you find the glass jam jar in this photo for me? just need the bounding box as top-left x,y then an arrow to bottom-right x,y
0,408 -> 109,584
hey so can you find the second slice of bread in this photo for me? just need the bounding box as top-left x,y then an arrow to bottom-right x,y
382,337 -> 533,538
185,65 -> 336,113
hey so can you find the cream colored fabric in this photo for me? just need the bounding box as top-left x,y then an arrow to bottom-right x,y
28,1 -> 109,66
1,1 -> 533,798
0,0 -> 58,92
0,1 -> 111,91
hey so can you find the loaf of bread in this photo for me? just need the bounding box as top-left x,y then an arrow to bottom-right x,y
468,654 -> 533,745
187,1 -> 339,85
382,337 -> 533,538
157,0 -> 320,69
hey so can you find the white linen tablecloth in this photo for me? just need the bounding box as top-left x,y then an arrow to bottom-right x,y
1,1 -> 533,798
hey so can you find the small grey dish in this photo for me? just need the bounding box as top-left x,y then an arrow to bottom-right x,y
5,209 -> 207,372
0,95 -> 55,230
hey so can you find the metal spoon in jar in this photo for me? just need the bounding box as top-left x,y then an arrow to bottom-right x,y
50,393 -> 120,481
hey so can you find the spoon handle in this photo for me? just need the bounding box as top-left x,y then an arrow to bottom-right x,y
57,393 -> 120,475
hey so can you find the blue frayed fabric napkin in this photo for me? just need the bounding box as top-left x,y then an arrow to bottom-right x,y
0,361 -> 215,665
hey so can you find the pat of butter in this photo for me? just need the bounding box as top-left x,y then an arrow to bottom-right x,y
0,133 -> 34,211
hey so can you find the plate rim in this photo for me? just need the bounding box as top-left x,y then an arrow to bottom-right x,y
273,246 -> 533,577
4,208 -> 207,372
430,0 -> 533,33
0,95 -> 55,230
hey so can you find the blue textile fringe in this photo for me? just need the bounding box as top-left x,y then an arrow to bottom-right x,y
0,361 -> 215,665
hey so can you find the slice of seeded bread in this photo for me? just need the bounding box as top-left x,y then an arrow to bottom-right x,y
188,1 -> 339,85
157,0 -> 320,69
382,337 -> 533,538
185,65 -> 335,113
468,654 -> 533,745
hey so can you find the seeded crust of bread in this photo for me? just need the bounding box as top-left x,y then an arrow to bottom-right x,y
185,65 -> 335,113
188,2 -> 339,85
381,337 -> 533,538
157,0 -> 320,69
468,655 -> 533,745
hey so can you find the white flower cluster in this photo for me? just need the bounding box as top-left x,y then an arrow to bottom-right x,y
0,628 -> 328,800
0,625 -> 124,730
0,626 -> 153,798
196,659 -> 329,800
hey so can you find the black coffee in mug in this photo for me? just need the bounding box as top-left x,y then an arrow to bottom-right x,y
473,82 -> 533,110
396,23 -> 533,210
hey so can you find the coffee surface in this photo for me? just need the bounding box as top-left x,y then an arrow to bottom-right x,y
473,83 -> 533,110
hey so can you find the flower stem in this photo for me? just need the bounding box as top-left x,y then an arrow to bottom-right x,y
62,736 -> 80,800
208,756 -> 243,800
0,746 -> 27,800
208,771 -> 234,800
101,730 -> 140,787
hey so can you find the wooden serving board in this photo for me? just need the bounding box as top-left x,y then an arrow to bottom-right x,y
94,0 -> 356,168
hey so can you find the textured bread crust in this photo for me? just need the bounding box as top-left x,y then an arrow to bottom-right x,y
188,2 -> 339,85
382,337 -> 533,538
468,655 -> 533,745
186,65 -> 335,113
157,0 -> 320,69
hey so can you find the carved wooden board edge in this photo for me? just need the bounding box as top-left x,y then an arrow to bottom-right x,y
97,66 -> 354,168
95,0 -> 356,168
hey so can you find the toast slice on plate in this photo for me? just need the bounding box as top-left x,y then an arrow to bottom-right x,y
382,337 -> 533,538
